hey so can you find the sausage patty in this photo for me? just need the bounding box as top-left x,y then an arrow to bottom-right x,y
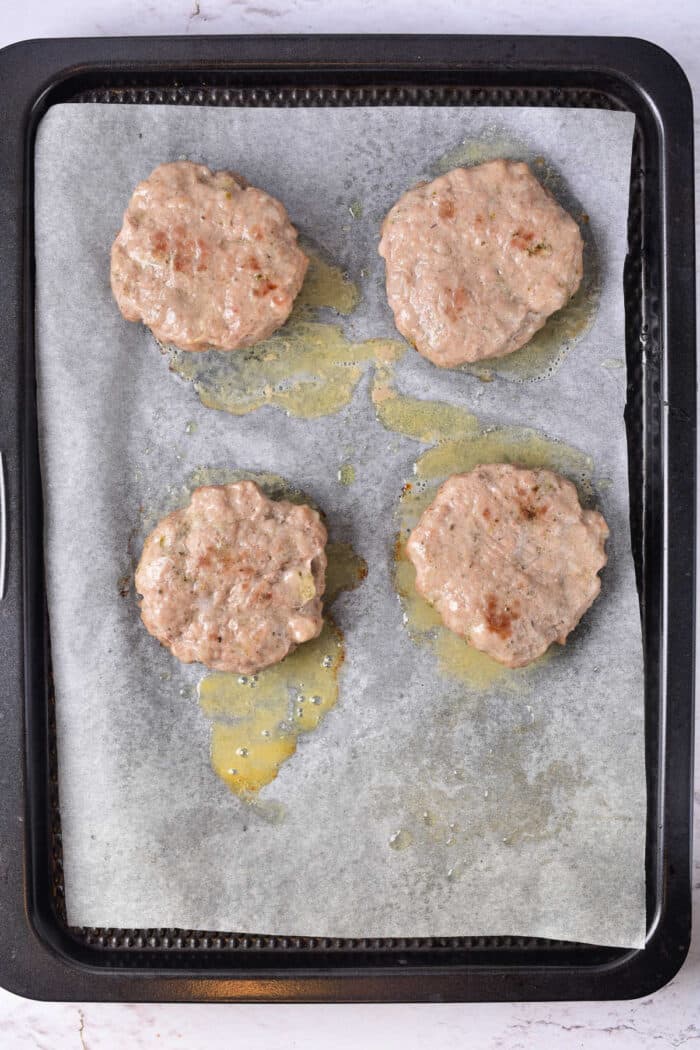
111,161 -> 308,352
135,481 -> 327,674
378,160 -> 584,368
406,464 -> 608,667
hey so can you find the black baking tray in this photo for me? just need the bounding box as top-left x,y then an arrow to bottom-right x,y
0,35 -> 694,1003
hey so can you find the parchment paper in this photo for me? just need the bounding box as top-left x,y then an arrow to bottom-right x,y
35,104 -> 644,947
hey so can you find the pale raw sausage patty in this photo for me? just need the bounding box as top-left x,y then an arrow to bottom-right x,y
378,160 -> 584,368
406,464 -> 608,667
135,481 -> 327,674
111,161 -> 308,352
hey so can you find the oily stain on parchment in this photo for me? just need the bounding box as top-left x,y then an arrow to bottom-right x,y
337,462 -> 356,486
167,245 -> 405,418
382,719 -> 588,874
429,130 -> 601,382
381,676 -> 589,868
372,370 -> 596,692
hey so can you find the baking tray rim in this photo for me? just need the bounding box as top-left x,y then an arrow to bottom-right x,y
0,33 -> 694,1003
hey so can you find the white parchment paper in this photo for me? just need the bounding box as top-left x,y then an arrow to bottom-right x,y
34,104 -> 644,947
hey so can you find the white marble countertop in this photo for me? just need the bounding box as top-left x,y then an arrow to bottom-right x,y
2,1 -> 698,1046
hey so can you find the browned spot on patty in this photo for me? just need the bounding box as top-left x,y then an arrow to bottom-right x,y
516,481 -> 549,521
438,198 -> 455,220
253,278 -> 279,298
485,594 -> 519,639
511,229 -> 535,251
520,500 -> 549,521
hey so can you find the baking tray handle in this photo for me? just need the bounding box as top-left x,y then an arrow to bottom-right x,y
0,452 -> 6,600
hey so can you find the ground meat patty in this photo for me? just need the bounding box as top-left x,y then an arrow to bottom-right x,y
378,160 -> 584,368
111,161 -> 308,351
135,481 -> 327,674
406,464 -> 608,667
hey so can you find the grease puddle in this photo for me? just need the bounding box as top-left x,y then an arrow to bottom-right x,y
200,617 -> 346,798
431,130 -> 600,382
373,371 -> 596,691
167,245 -> 404,418
190,469 -> 367,801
